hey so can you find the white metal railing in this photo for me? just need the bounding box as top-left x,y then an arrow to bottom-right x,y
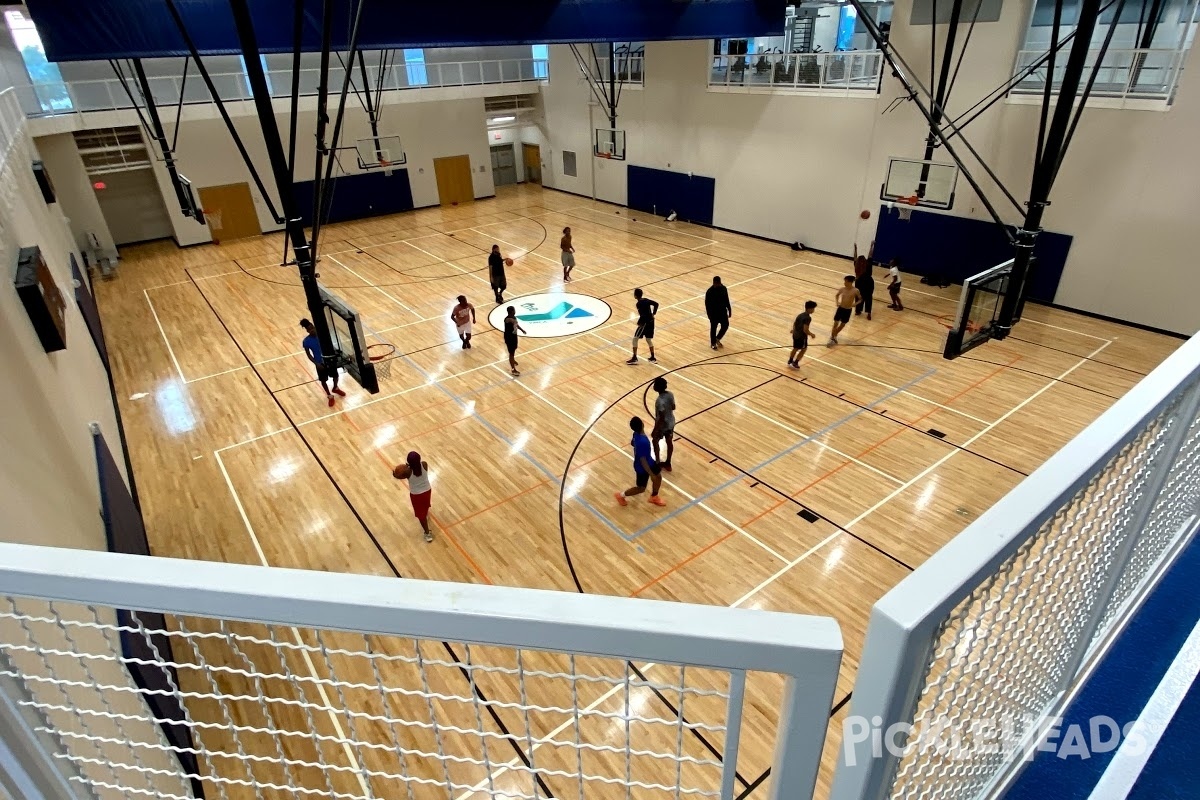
709,51 -> 883,93
11,58 -> 549,118
1011,47 -> 1188,103
831,331 -> 1200,800
590,55 -> 646,86
0,544 -> 842,800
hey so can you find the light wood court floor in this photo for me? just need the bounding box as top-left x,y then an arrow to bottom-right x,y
97,184 -> 1182,798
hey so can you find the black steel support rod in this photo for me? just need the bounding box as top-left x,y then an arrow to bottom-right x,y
131,60 -> 191,214
849,0 -> 1016,233
163,0 -> 283,223
225,0 -> 336,375
314,0 -> 368,237
920,0 -> 965,194
358,50 -> 382,150
995,0 -> 1105,339
310,0 -> 335,250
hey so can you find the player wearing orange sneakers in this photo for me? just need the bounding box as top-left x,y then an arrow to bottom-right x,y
615,416 -> 666,507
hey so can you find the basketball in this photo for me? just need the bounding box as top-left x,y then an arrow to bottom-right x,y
392,464 -> 406,479
860,209 -> 871,220
505,258 -> 513,267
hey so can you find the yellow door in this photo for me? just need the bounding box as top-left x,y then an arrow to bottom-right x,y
522,143 -> 541,184
433,155 -> 474,206
197,183 -> 261,243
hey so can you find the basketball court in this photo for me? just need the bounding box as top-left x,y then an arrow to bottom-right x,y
90,182 -> 1179,797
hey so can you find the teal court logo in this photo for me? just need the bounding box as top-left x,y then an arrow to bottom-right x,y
488,293 -> 611,338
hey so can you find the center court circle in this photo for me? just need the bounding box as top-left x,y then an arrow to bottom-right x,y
488,292 -> 611,338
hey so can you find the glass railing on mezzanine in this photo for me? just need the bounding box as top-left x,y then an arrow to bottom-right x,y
1011,47 -> 1188,103
9,58 -> 550,117
709,51 -> 883,92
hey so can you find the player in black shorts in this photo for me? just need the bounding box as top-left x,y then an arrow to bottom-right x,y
829,276 -> 861,346
503,306 -> 526,376
788,301 -> 817,368
626,288 -> 659,365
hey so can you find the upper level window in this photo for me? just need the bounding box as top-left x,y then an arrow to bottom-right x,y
710,3 -> 889,92
403,49 -> 428,87
1013,0 -> 1198,104
4,9 -> 71,112
531,44 -> 549,79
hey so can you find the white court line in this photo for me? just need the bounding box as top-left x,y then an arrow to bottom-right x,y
731,340 -> 1112,607
400,239 -> 492,289
238,258 -> 811,437
466,227 -> 561,267
451,677 -> 632,800
491,362 -> 789,564
537,206 -> 724,245
729,322 -> 992,426
145,289 -> 186,383
1088,615 -> 1200,800
326,253 -> 422,316
214,451 -> 372,799
185,365 -> 249,384
662,368 -> 905,485
144,268 -> 247,291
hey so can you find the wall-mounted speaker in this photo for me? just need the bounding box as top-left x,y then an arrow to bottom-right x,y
14,245 -> 67,352
32,160 -> 56,204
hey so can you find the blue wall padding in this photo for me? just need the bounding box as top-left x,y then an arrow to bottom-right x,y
872,206 -> 1072,303
627,165 -> 716,227
27,0 -> 789,61
292,169 -> 415,228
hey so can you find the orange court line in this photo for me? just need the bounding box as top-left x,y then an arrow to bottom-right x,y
629,528 -> 738,597
428,512 -> 494,585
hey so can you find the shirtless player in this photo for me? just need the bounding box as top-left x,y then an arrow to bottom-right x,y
829,275 -> 861,346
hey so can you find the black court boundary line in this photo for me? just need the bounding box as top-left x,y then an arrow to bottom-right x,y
635,362 -> 919,573
835,345 -> 1132,402
556,346 -> 890,791
645,356 -> 1027,479
185,267 -> 558,799
734,691 -> 855,800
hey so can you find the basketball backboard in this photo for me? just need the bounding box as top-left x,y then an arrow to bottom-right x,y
594,128 -> 627,160
944,259 -> 1012,358
356,135 -> 406,170
318,284 -> 379,393
881,158 -> 959,209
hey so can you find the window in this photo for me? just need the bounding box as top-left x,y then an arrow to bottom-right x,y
531,44 -> 549,79
1013,0 -> 1197,103
4,9 -> 71,112
403,49 -> 428,86
562,150 -> 577,178
238,55 -> 272,96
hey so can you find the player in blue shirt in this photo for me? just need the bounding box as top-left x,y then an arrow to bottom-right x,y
300,318 -> 344,407
615,416 -> 666,507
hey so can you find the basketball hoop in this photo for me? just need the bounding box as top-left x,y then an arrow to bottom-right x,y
901,195 -> 920,206
366,343 -> 397,380
378,159 -> 391,169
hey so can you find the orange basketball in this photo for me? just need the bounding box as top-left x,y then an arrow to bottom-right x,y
392,464 -> 406,479
860,209 -> 871,220
504,257 -> 514,267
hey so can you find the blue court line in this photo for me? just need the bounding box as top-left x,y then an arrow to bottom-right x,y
618,366 -> 936,542
394,351 -> 628,540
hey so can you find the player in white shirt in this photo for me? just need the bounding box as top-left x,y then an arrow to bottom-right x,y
886,259 -> 904,311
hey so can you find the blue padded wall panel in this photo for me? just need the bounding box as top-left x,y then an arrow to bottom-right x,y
872,207 -> 1072,303
627,166 -> 716,227
27,0 -> 789,61
292,169 -> 414,228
